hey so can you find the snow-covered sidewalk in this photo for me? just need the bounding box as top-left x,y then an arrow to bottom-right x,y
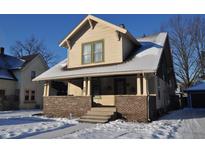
0,110 -> 78,139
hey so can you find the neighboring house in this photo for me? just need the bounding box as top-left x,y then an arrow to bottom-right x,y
0,47 -> 48,110
34,15 -> 177,122
185,80 -> 205,108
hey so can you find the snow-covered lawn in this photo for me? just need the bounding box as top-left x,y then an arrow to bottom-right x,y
59,108 -> 205,139
1,108 -> 205,139
0,110 -> 78,139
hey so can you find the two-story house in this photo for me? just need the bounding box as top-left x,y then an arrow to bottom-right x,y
0,47 -> 48,110
33,15 -> 177,123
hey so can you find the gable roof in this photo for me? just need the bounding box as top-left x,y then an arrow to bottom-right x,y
59,15 -> 140,48
21,54 -> 38,62
0,53 -> 41,80
21,54 -> 39,67
33,32 -> 167,81
185,81 -> 205,92
0,69 -> 17,80
0,54 -> 25,70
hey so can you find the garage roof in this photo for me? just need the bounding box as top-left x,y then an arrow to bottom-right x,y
185,81 -> 205,92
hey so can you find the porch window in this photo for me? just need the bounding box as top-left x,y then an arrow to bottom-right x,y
92,78 -> 101,96
82,40 -> 104,64
140,74 -> 143,95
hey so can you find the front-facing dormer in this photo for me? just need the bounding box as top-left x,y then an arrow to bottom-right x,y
60,15 -> 140,69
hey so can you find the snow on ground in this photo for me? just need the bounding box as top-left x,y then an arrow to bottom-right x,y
1,108 -> 205,139
0,110 -> 78,139
60,119 -> 181,139
59,108 -> 205,139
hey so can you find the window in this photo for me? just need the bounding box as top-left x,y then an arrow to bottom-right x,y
82,43 -> 92,64
82,40 -> 104,64
31,90 -> 35,101
0,90 -> 5,98
93,41 -> 103,63
25,90 -> 29,101
31,71 -> 36,80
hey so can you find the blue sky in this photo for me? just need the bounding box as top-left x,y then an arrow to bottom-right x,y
0,14 -> 182,64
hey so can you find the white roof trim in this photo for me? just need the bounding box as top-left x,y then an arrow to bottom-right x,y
59,15 -> 140,48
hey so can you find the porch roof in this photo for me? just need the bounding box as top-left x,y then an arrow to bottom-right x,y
33,32 -> 167,81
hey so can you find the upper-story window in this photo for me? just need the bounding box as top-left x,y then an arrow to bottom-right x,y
31,71 -> 36,80
82,40 -> 104,64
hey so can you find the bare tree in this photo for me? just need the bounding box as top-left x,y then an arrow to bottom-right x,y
191,16 -> 205,77
162,15 -> 201,88
10,35 -> 55,66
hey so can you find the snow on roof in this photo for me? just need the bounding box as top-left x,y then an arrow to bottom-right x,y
33,32 -> 167,81
0,53 -> 38,80
185,81 -> 205,92
0,54 -> 25,70
0,69 -> 16,80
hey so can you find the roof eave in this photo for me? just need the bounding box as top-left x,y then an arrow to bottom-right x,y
59,15 -> 129,48
33,69 -> 156,81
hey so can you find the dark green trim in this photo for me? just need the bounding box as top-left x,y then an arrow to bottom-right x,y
81,39 -> 104,65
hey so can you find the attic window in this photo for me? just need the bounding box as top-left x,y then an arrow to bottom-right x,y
94,41 -> 103,63
82,40 -> 104,64
31,71 -> 36,80
82,43 -> 92,64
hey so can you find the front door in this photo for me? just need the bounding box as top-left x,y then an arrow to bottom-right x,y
114,78 -> 126,95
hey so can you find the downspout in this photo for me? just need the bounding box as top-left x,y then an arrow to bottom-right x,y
146,74 -> 151,122
147,72 -> 157,122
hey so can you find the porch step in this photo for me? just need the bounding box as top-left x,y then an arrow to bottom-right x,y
90,107 -> 116,112
80,115 -> 111,120
78,118 -> 108,123
79,107 -> 117,123
86,111 -> 114,116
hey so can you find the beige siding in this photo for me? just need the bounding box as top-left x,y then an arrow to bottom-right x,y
68,79 -> 83,96
68,22 -> 123,68
0,79 -> 16,95
68,75 -> 138,106
93,95 -> 115,106
19,56 -> 47,109
122,35 -> 136,60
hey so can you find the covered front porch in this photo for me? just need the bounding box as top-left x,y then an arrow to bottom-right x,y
42,73 -> 157,121
43,74 -> 156,107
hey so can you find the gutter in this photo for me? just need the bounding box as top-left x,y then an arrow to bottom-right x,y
33,70 -> 156,81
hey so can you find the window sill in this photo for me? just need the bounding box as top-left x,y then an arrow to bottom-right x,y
24,101 -> 36,104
